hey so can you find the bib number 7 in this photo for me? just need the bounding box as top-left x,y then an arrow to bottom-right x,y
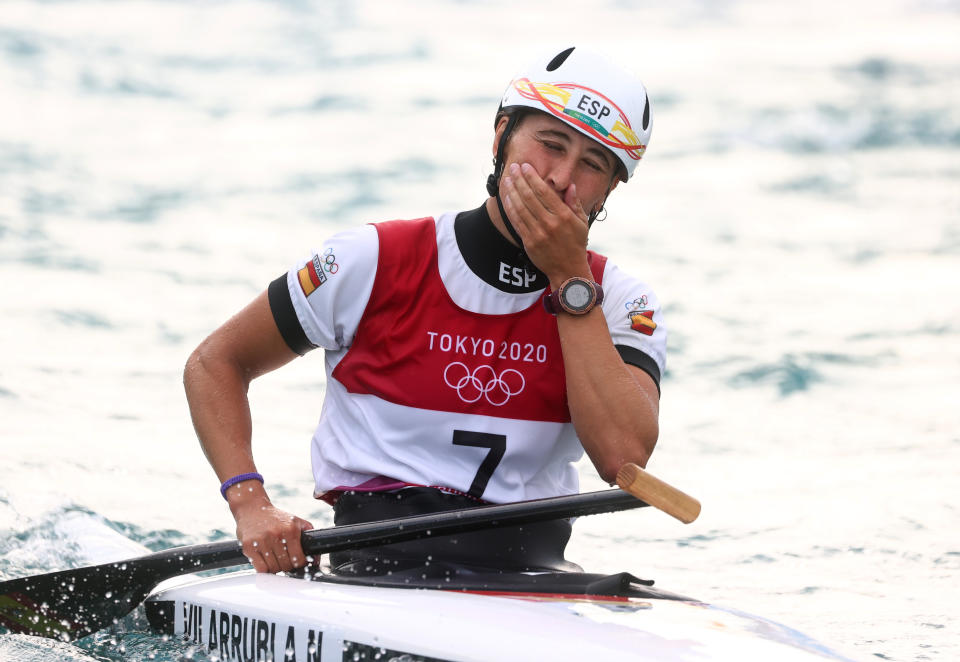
452,430 -> 506,499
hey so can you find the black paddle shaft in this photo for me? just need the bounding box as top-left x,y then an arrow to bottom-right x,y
302,487 -> 645,552
0,488 -> 645,641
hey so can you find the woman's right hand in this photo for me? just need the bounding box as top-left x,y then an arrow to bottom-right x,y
227,483 -> 314,573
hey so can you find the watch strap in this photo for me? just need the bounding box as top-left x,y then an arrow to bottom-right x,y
542,277 -> 604,316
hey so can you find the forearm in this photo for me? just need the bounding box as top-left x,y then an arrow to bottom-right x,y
184,344 -> 283,531
184,290 -> 297,487
496,162 -> 660,481
556,301 -> 659,483
184,346 -> 312,573
184,342 -> 259,485
183,291 -> 312,572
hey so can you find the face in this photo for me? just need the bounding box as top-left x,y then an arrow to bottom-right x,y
493,112 -> 620,217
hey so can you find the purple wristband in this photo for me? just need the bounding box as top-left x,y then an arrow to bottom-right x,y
220,472 -> 264,500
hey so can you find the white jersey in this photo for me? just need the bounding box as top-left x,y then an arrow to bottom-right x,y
282,211 -> 667,504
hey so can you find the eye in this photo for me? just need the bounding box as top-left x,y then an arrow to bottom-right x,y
539,139 -> 564,153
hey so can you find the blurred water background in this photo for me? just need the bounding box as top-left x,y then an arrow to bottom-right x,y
1,0 -> 958,660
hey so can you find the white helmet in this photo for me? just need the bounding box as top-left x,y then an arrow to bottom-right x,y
498,46 -> 652,181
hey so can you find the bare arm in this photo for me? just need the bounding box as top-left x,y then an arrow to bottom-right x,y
502,163 -> 659,482
184,289 -> 314,572
554,313 -> 659,481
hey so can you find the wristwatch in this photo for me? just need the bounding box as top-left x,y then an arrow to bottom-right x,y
543,277 -> 604,316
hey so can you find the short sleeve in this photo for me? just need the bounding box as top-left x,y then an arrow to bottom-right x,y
599,261 -> 667,387
278,224 -> 379,352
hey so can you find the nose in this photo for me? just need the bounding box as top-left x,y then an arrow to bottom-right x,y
544,156 -> 576,194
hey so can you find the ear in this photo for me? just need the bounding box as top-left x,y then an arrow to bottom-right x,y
593,178 -> 619,214
492,115 -> 511,159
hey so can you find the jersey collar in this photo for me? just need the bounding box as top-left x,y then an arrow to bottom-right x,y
454,204 -> 547,294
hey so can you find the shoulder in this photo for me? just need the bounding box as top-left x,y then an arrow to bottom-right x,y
326,223 -> 380,258
596,258 -> 668,377
370,216 -> 438,241
597,258 -> 652,292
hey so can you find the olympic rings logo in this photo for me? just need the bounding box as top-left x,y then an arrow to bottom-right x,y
322,247 -> 339,274
443,362 -> 525,406
625,295 -> 648,312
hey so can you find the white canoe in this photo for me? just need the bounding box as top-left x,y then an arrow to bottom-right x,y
145,570 -> 854,662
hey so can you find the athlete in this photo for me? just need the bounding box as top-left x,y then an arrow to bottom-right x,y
184,46 -> 666,576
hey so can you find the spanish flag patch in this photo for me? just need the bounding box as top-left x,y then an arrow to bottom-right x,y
297,255 -> 327,297
630,310 -> 656,336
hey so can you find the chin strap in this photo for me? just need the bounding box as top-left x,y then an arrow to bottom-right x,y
486,112 -> 531,264
494,192 -> 527,254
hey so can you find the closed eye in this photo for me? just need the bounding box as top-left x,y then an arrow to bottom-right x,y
583,158 -> 605,172
536,131 -> 612,175
539,139 -> 564,153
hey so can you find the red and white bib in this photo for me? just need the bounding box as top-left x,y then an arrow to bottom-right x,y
285,211 -> 666,504
311,217 -> 602,503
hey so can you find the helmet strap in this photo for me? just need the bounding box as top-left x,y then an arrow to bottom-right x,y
486,111 -> 522,197
494,192 -> 527,255
486,112 -> 530,264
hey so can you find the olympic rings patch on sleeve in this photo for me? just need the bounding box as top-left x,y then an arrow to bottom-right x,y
297,248 -> 339,297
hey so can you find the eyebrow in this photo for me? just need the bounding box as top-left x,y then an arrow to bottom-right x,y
535,128 -> 615,172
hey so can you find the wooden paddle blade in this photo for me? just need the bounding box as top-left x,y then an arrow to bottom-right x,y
616,463 -> 701,524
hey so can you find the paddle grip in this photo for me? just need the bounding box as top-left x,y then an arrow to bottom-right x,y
616,463 -> 701,524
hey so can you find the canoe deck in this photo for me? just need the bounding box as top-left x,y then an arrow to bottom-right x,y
145,569 -> 852,662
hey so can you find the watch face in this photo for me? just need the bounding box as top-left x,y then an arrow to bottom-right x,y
562,280 -> 594,312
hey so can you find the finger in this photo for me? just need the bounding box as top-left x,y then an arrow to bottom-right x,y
503,169 -> 543,235
284,519 -> 313,569
564,183 -> 588,224
269,521 -> 311,572
259,546 -> 282,574
274,545 -> 293,572
502,180 -> 537,244
518,163 -> 563,214
274,531 -> 299,572
244,535 -> 283,574
244,545 -> 269,573
506,164 -> 552,221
